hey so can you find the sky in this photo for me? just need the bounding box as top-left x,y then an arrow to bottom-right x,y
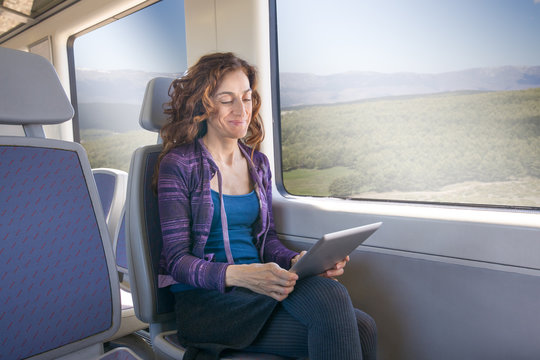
74,0 -> 187,73
73,0 -> 540,76
277,0 -> 540,75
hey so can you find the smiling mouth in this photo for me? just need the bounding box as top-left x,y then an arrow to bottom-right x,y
229,120 -> 247,126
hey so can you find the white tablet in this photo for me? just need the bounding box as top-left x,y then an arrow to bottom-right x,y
289,222 -> 382,279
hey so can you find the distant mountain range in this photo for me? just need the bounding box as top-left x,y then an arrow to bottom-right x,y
76,69 -> 181,131
75,68 -> 182,105
75,66 -> 540,131
279,66 -> 540,107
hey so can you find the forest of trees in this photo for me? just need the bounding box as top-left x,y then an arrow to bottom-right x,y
281,88 -> 540,206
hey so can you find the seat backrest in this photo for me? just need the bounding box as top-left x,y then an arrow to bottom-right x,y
137,76 -> 173,136
126,77 -> 176,325
115,206 -> 129,275
92,168 -> 128,242
0,47 -> 122,359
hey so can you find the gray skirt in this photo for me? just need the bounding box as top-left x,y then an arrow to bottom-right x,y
174,287 -> 278,360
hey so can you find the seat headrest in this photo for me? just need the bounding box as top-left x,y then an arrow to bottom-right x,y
139,77 -> 175,133
0,47 -> 74,125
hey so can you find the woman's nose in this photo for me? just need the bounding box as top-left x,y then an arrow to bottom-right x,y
232,98 -> 247,115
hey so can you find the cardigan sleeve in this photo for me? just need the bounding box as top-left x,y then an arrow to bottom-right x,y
158,151 -> 228,292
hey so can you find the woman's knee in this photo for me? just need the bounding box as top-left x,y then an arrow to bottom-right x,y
316,276 -> 351,301
354,308 -> 377,346
292,276 -> 354,314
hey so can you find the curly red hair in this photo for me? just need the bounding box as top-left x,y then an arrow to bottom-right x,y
163,53 -> 262,146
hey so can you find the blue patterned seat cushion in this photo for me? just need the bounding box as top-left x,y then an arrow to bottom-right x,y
0,145 -> 113,358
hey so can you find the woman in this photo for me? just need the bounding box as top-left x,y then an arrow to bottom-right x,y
156,52 -> 377,360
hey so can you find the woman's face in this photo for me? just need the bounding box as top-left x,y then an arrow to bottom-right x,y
207,69 -> 252,141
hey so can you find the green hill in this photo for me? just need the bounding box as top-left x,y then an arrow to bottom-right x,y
281,88 -> 540,207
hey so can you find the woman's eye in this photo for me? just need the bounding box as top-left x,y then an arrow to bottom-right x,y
218,97 -> 251,105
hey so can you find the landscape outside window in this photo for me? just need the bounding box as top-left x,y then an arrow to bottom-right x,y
73,0 -> 187,172
276,0 -> 540,208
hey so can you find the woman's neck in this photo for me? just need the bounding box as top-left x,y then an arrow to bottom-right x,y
202,134 -> 241,166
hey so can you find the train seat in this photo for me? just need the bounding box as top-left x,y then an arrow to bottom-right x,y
92,168 -> 128,241
92,168 -> 148,340
126,77 -> 288,359
115,206 -> 130,280
114,205 -> 151,341
0,46 -> 141,360
92,168 -> 129,283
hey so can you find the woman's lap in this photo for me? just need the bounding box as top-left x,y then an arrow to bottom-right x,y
247,276 -> 376,360
174,287 -> 277,351
174,277 -> 377,359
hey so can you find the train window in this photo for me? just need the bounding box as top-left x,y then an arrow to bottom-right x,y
273,0 -> 540,209
71,0 -> 187,172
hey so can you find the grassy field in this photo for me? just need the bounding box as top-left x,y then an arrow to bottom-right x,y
281,87 -> 540,208
284,168 -> 540,207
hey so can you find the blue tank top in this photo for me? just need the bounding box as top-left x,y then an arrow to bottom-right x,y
171,189 -> 260,293
205,189 -> 261,264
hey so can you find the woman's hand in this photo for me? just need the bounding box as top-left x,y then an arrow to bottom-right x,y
226,262 -> 299,301
322,255 -> 350,279
290,251 -> 349,280
290,250 -> 307,267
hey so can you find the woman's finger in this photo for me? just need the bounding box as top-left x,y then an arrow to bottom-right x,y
334,256 -> 350,270
270,264 -> 298,283
324,267 -> 344,278
321,256 -> 351,278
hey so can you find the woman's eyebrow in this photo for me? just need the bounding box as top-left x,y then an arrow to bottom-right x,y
215,88 -> 252,97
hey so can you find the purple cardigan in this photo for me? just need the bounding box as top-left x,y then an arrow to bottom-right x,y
157,138 -> 298,293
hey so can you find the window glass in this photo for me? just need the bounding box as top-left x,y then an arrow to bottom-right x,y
275,0 -> 540,208
72,0 -> 187,172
